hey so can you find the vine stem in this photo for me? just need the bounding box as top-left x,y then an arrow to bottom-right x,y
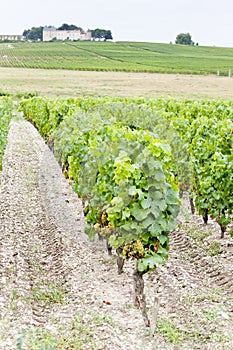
218,209 -> 226,239
189,196 -> 195,215
132,267 -> 150,327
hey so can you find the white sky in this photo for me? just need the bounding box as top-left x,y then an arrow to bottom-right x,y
1,0 -> 233,47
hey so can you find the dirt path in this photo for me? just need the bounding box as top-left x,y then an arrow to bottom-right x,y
0,116 -> 232,349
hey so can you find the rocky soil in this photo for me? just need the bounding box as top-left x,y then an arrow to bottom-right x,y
0,115 -> 232,350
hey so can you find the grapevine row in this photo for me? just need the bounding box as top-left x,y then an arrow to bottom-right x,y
0,96 -> 13,170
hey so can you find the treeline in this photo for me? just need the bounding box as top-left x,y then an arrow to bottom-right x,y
22,24 -> 113,41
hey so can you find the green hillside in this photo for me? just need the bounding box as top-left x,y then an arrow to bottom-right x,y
0,41 -> 233,75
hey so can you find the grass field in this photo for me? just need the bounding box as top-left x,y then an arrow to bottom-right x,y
0,41 -> 233,75
1,67 -> 233,100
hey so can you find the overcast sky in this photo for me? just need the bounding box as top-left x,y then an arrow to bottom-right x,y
1,0 -> 233,47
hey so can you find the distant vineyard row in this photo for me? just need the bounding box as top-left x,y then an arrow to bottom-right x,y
1,41 -> 233,75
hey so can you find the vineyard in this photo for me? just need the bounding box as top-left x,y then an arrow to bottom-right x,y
1,41 -> 233,74
0,94 -> 232,349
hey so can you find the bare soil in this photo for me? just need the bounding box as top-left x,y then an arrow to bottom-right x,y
1,67 -> 233,99
0,113 -> 232,349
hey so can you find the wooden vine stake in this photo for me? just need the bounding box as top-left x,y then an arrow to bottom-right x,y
150,288 -> 159,335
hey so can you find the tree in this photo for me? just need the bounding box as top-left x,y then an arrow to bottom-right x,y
57,23 -> 83,31
104,30 -> 113,41
22,29 -> 30,37
91,28 -> 113,41
175,33 -> 194,45
23,27 -> 43,41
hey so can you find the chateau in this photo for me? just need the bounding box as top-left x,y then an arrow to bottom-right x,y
43,26 -> 92,42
